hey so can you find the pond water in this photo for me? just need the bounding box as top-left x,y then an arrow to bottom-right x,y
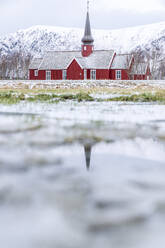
0,101 -> 165,248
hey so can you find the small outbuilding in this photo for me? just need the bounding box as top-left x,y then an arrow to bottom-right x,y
130,63 -> 151,80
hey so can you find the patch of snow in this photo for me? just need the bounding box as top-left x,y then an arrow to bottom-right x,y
1,22 -> 165,57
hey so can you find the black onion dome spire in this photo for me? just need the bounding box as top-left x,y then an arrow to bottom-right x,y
81,11 -> 94,45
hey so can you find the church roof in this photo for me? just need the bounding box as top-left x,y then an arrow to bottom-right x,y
76,50 -> 115,69
130,62 -> 148,75
36,50 -> 115,70
29,57 -> 43,69
39,51 -> 81,70
111,54 -> 133,69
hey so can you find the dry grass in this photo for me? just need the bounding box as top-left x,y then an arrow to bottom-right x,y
0,81 -> 165,102
0,84 -> 162,94
0,85 -> 164,96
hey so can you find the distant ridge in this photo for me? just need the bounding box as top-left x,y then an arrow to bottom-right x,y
0,22 -> 165,57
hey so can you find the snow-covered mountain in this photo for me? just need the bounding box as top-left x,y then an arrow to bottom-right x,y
1,22 -> 165,79
1,21 -> 165,57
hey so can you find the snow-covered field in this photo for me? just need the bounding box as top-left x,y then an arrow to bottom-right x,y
0,80 -> 165,90
0,100 -> 165,248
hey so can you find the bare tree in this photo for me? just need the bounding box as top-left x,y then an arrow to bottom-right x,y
0,50 -> 32,80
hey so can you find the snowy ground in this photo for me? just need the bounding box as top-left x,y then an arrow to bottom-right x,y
1,21 -> 165,57
0,100 -> 165,248
0,80 -> 165,90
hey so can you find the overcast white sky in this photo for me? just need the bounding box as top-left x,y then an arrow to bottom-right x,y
0,0 -> 165,35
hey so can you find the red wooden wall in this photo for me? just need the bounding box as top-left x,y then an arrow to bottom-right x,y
67,59 -> 84,80
29,70 -> 46,80
133,66 -> 151,80
29,63 -> 150,81
134,75 -> 147,80
110,69 -> 129,80
87,69 -> 90,79
146,66 -> 151,79
96,69 -> 110,79
51,70 -> 62,80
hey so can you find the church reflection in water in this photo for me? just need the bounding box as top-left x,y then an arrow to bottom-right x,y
84,145 -> 92,170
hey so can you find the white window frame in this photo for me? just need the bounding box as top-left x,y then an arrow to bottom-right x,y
34,70 -> 38,77
46,70 -> 51,80
90,70 -> 96,80
84,69 -> 87,80
62,70 -> 67,80
116,70 -> 121,80
84,46 -> 87,51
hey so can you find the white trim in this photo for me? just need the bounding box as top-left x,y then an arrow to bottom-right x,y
34,70 -> 38,77
109,52 -> 116,69
129,55 -> 134,69
66,57 -> 83,69
84,69 -> 87,80
90,69 -> 96,80
145,64 -> 149,74
116,70 -> 121,80
46,70 -> 51,80
62,69 -> 67,80
38,59 -> 45,70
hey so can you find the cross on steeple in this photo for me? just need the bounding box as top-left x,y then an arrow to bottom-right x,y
87,0 -> 90,12
81,0 -> 94,56
81,0 -> 94,45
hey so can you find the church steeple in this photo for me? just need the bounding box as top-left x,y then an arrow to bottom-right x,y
81,0 -> 94,57
84,145 -> 92,170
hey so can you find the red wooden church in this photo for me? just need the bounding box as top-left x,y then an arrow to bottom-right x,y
29,6 -> 151,81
